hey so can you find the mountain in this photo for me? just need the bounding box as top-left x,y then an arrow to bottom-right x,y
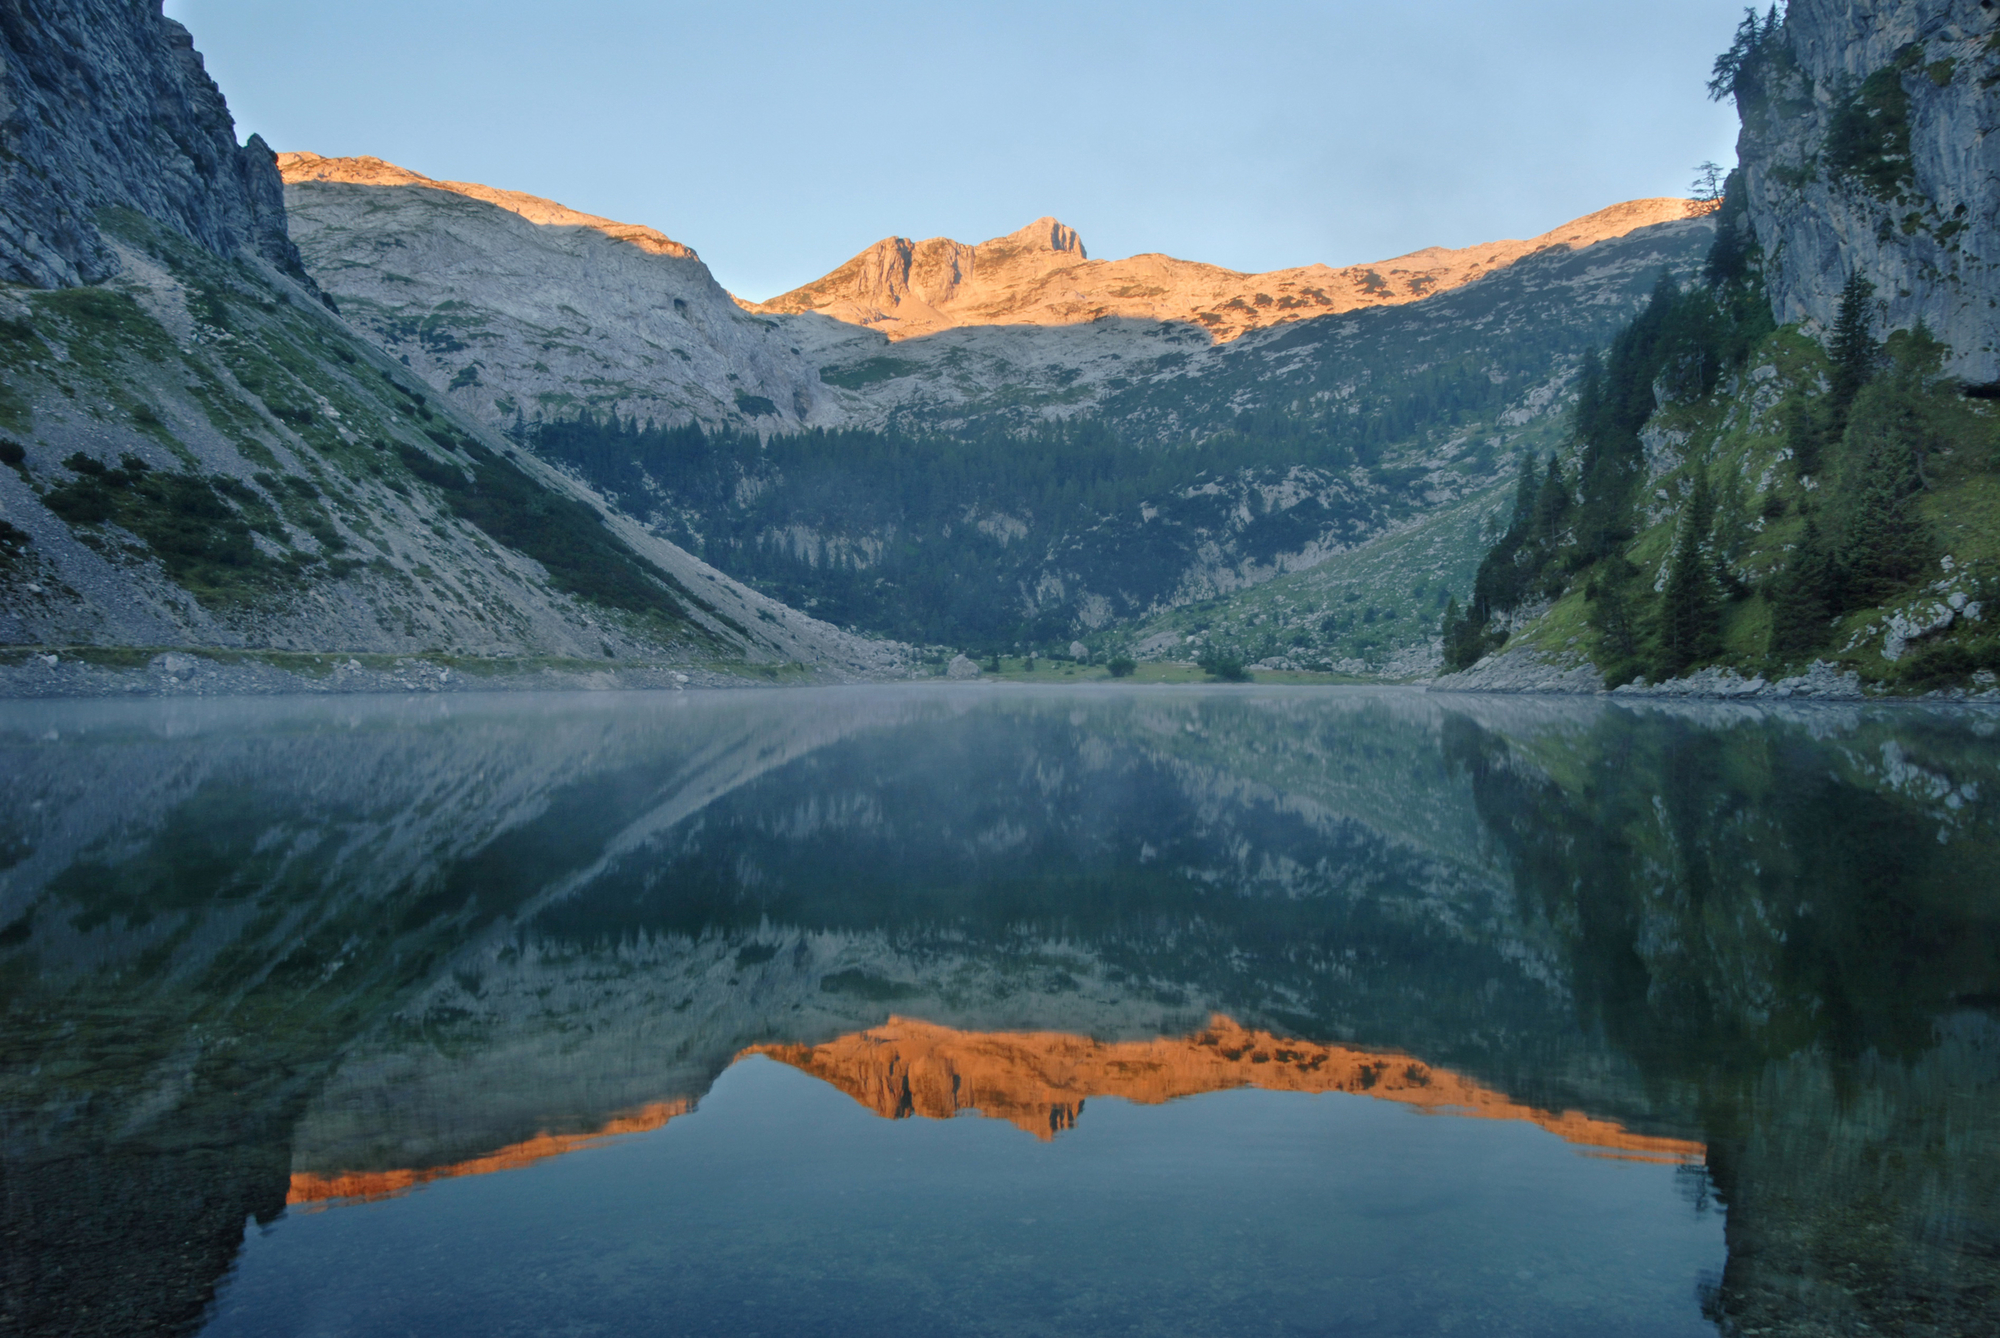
1436,0 -> 2000,698
1732,0 -> 2000,387
0,0 -> 307,291
278,153 -> 1713,661
746,200 -> 1694,345
0,9 -> 907,685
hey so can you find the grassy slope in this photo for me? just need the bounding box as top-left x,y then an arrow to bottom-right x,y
0,210 -> 772,667
1503,324 -> 2000,689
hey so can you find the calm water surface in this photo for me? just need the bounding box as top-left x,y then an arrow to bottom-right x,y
2,686 -> 1996,1337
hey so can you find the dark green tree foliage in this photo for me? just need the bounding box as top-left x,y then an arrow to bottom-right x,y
1656,468 -> 1724,678
1584,558 -> 1647,687
1768,515 -> 1836,655
1827,272 -> 1881,423
1458,272 -> 1757,654
1828,329 -> 1942,609
1784,392 -> 1824,477
1707,6 -> 1787,107
1824,52 -> 1919,202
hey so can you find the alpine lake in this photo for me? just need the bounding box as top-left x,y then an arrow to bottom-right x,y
3,685 -> 1996,1338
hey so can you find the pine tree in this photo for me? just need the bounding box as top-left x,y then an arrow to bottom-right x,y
1832,366 -> 1934,609
1769,514 -> 1835,656
1827,271 -> 1879,425
1655,468 -> 1723,679
1530,455 -> 1571,545
1785,391 -> 1824,478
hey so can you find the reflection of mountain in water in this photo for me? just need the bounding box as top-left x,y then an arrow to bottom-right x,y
749,1015 -> 1703,1158
2,689 -> 1998,1337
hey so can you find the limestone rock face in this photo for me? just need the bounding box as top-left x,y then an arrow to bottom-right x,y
279,154 -> 845,434
748,199 -> 1698,344
1733,0 -> 2000,383
0,0 -> 311,289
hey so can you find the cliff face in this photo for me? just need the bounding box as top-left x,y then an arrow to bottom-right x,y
748,200 -> 1697,344
0,0 -> 308,289
279,153 -> 848,434
1735,0 -> 2000,383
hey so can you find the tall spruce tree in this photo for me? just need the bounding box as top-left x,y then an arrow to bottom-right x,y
1832,339 -> 1937,609
1769,514 -> 1835,656
1827,271 -> 1879,425
1655,468 -> 1723,679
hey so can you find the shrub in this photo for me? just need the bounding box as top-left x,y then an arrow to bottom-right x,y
1107,655 -> 1136,678
1196,649 -> 1250,682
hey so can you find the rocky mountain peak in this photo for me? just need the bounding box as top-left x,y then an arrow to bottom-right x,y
748,198 -> 1698,341
276,152 -> 700,260
1000,216 -> 1087,258
0,0 -> 311,289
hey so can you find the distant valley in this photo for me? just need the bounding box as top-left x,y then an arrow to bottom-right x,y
278,152 -> 1711,663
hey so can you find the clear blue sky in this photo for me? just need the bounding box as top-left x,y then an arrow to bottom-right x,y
164,1 -> 1749,301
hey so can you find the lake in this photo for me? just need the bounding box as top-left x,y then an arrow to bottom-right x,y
3,686 -> 1996,1336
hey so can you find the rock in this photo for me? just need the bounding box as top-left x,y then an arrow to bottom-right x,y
744,201 -> 1698,346
1069,641 -> 1089,661
1429,648 -> 1604,695
945,654 -> 982,680
154,652 -> 198,675
0,0 -> 318,294
1732,1 -> 2000,385
1882,602 -> 1958,661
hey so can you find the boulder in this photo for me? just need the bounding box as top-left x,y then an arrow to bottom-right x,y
945,654 -> 981,680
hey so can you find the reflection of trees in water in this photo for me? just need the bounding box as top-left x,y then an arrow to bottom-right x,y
6,694 -> 2000,1336
1445,705 -> 2000,1335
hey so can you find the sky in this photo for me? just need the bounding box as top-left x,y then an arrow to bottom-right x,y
163,1 -> 1751,302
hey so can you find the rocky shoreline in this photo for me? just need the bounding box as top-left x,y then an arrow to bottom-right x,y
0,649 -> 911,699
1426,647 -> 2000,703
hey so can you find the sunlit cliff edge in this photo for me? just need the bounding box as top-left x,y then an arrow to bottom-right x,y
744,200 -> 1702,343
276,151 -> 699,259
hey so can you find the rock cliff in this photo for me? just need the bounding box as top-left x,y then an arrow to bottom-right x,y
1732,0 -> 2000,383
0,0 -> 310,290
749,199 -> 1698,344
279,152 -> 847,433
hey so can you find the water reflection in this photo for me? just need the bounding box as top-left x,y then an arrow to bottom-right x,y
1,687 -> 1996,1336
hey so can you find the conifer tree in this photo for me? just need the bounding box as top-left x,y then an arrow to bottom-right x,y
1769,514 -> 1834,656
1655,468 -> 1722,679
1784,392 -> 1823,478
1531,455 -> 1571,545
1827,271 -> 1879,425
1833,360 -> 1935,609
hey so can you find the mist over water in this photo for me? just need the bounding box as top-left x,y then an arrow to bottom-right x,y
3,687 -> 1996,1336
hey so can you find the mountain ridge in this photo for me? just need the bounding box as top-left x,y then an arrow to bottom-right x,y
746,197 -> 1701,343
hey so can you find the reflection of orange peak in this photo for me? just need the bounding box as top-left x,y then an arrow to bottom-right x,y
748,1017 -> 1703,1162
275,151 -> 699,260
285,1100 -> 691,1209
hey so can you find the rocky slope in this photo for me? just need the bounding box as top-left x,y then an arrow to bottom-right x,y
278,152 -> 850,435
1732,0 -> 2000,384
1440,1 -> 2000,699
0,0 -> 310,291
0,13 -> 908,683
748,199 -> 1697,344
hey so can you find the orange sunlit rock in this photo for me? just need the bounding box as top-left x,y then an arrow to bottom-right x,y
285,1099 -> 691,1208
743,200 -> 1702,343
748,1016 -> 1703,1161
275,152 -> 700,260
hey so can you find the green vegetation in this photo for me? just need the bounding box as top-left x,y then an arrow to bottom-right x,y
1825,49 -> 1920,202
818,357 -> 916,389
1445,157 -> 2000,690
40,454 -> 316,607
1196,648 -> 1250,682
